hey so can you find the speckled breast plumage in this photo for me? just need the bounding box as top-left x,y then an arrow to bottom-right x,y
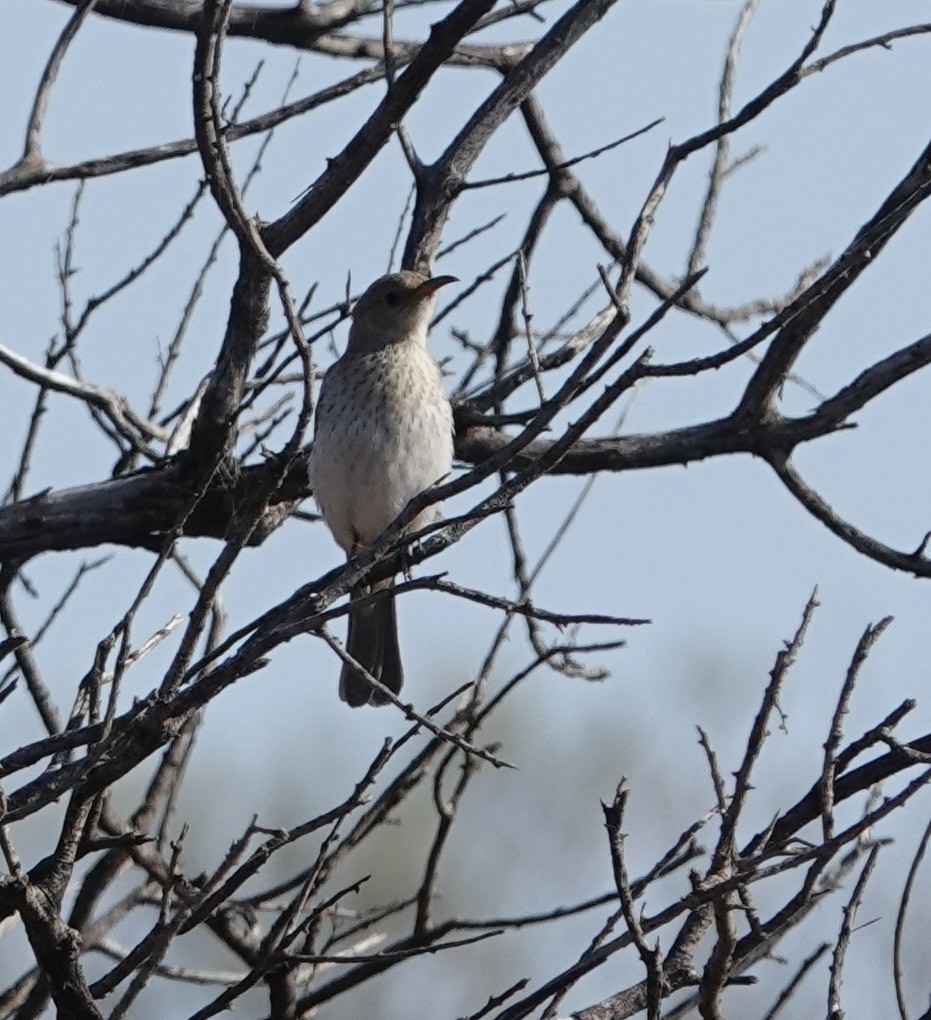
310,339 -> 454,554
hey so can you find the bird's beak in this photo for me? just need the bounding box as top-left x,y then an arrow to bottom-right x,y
413,275 -> 458,299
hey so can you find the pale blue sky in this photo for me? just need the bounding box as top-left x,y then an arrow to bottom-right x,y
2,1 -> 931,1016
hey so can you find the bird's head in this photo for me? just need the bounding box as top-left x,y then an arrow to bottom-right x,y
349,271 -> 457,349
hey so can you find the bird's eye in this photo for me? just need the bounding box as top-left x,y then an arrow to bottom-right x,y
384,291 -> 401,307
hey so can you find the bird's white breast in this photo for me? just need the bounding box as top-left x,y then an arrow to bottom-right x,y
310,341 -> 454,553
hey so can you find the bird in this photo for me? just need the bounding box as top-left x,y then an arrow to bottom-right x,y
309,270 -> 456,706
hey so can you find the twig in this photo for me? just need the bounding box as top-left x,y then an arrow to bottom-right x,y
828,843 -> 880,1020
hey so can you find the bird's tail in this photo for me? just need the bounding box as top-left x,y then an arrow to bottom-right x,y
339,583 -> 402,707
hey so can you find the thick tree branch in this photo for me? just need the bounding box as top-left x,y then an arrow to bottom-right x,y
53,0 -> 524,67
263,0 -> 498,257
737,136 -> 931,415
403,0 -> 620,268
